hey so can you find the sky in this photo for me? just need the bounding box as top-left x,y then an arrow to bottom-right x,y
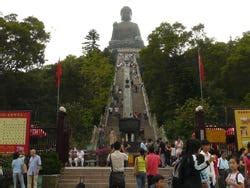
1,0 -> 250,64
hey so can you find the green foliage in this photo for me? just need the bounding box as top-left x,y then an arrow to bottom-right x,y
82,29 -> 100,54
0,154 -> 12,173
140,21 -> 250,139
221,33 -> 250,101
60,51 -> 114,147
0,66 -> 57,125
65,103 -> 94,147
140,22 -> 201,124
242,93 -> 250,106
0,155 -> 13,187
39,152 -> 62,175
0,14 -> 50,72
0,17 -> 114,147
165,98 -> 217,140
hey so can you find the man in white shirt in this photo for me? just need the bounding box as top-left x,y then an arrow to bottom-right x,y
200,140 -> 216,188
140,139 -> 148,152
107,141 -> 128,188
27,149 -> 42,188
218,151 -> 229,188
74,149 -> 85,167
109,107 -> 113,114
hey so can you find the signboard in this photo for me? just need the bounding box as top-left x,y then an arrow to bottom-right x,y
0,111 -> 30,154
235,110 -> 250,149
205,128 -> 226,143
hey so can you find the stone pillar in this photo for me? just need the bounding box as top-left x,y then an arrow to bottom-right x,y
56,107 -> 70,165
195,106 -> 205,140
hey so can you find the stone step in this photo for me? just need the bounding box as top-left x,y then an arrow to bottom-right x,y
58,183 -> 155,188
58,167 -> 172,188
59,182 -> 169,188
62,167 -> 171,173
60,180 -> 137,183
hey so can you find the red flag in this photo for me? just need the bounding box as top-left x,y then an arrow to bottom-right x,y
198,52 -> 205,81
56,61 -> 62,88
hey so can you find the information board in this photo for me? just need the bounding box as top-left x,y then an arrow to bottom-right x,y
0,111 -> 30,154
235,110 -> 250,149
205,128 -> 226,143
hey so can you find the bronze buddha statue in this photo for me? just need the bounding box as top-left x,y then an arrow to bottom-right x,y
109,6 -> 144,49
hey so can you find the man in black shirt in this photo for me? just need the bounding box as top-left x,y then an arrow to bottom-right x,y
159,138 -> 166,167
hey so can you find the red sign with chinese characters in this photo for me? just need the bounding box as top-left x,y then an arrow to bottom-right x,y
0,111 -> 31,154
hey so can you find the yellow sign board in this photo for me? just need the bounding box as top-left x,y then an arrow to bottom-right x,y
206,128 -> 226,143
235,110 -> 250,149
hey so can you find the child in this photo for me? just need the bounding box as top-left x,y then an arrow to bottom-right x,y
152,174 -> 165,188
226,156 -> 245,188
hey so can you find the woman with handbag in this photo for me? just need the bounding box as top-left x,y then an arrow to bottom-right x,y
12,152 -> 25,188
134,149 -> 147,188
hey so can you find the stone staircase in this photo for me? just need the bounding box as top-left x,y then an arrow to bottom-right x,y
105,62 -> 124,141
131,74 -> 154,140
58,167 -> 172,188
105,53 -> 157,142
58,53 -> 166,187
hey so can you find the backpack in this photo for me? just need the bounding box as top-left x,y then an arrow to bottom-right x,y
169,155 -> 207,188
228,172 -> 241,185
169,159 -> 183,188
169,156 -> 191,188
75,177 -> 85,188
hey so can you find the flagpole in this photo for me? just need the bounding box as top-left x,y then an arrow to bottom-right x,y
198,48 -> 204,103
56,59 -> 61,123
56,84 -> 60,123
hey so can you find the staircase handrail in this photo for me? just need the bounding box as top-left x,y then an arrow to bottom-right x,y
134,57 -> 158,140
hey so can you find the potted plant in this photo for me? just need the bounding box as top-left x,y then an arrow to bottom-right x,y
39,152 -> 62,188
0,155 -> 14,188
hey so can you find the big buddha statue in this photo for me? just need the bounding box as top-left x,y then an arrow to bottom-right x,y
109,6 -> 144,49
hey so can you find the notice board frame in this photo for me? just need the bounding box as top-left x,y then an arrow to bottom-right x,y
0,111 -> 31,154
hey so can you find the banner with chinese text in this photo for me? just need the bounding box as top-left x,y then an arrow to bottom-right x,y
0,111 -> 30,154
205,128 -> 226,143
235,110 -> 250,149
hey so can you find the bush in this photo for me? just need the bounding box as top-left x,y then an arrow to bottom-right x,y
39,152 -> 62,175
0,154 -> 14,187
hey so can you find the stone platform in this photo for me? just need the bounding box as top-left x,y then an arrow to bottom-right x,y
58,167 -> 172,188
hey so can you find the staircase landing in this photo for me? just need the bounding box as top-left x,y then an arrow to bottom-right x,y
58,167 -> 172,188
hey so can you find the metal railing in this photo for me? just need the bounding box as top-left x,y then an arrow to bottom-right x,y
29,127 -> 57,152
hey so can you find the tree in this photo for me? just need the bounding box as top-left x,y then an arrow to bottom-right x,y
221,32 -> 250,102
65,102 -> 94,147
140,20 -> 250,141
0,14 -> 114,147
59,52 -> 113,146
0,14 -> 50,72
82,29 -> 100,54
139,22 -> 199,124
165,98 -> 218,140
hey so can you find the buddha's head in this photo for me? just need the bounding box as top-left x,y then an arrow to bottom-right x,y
121,6 -> 132,22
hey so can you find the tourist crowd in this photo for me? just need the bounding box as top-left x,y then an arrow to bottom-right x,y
170,138 -> 248,188
108,141 -> 165,188
139,137 -> 183,168
106,137 -> 184,188
107,137 -> 250,188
